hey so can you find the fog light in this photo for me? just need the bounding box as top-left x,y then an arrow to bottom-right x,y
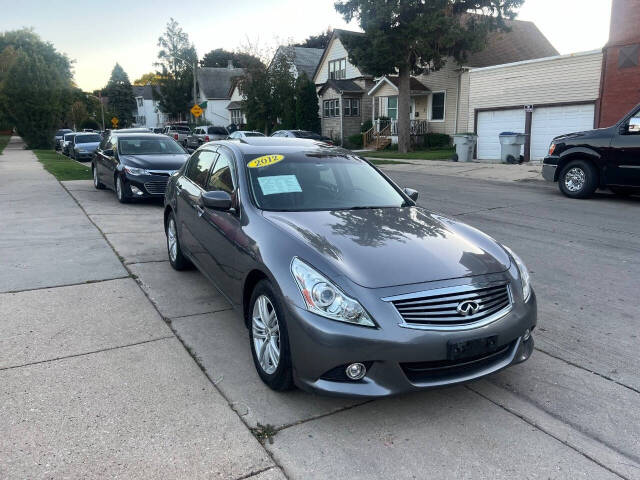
523,328 -> 531,341
130,185 -> 144,196
345,362 -> 366,380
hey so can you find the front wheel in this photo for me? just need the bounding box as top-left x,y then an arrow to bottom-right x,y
248,280 -> 294,391
115,174 -> 130,203
558,160 -> 598,199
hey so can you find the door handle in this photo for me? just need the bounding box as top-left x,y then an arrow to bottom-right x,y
194,205 -> 204,217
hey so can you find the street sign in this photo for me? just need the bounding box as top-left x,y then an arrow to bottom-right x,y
111,116 -> 119,127
190,104 -> 203,118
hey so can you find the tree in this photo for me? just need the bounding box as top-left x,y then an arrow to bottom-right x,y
154,18 -> 197,120
200,48 -> 262,69
133,72 -> 160,86
240,63 -> 274,134
0,29 -> 73,148
294,28 -> 333,49
102,63 -> 136,127
270,51 -> 296,130
334,0 -> 522,153
70,100 -> 88,129
295,73 -> 321,133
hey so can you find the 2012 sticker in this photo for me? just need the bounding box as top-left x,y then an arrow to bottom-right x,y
247,154 -> 284,168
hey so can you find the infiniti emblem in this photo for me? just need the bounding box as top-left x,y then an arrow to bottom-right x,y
457,300 -> 480,316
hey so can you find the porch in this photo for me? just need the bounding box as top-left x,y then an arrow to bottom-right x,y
363,119 -> 429,150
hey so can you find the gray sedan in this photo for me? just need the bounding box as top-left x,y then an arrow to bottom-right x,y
163,138 -> 536,397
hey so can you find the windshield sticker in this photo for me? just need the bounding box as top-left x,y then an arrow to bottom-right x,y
257,175 -> 302,196
247,154 -> 284,168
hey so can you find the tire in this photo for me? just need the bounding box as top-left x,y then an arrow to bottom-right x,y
92,164 -> 105,189
247,280 -> 294,391
610,186 -> 637,197
558,160 -> 598,199
115,174 -> 130,204
165,211 -> 192,270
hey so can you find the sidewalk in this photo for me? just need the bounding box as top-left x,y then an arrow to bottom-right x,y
369,157 -> 544,183
0,137 -> 284,479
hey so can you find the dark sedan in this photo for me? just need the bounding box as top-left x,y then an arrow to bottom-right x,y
163,138 -> 536,397
92,133 -> 189,203
70,133 -> 102,161
271,129 -> 333,144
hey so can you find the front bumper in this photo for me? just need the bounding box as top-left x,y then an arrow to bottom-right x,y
124,172 -> 171,198
542,156 -> 560,182
285,289 -> 537,398
74,151 -> 95,161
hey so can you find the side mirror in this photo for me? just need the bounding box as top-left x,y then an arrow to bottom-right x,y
103,149 -> 114,157
202,190 -> 232,210
627,117 -> 640,134
403,187 -> 419,202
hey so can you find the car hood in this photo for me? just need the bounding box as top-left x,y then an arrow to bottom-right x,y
553,127 -> 610,142
75,142 -> 100,150
121,153 -> 189,170
264,207 -> 511,288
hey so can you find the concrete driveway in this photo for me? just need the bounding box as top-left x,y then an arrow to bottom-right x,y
55,162 -> 640,478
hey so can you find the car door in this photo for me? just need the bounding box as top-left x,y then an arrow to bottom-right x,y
192,146 -> 244,298
607,109 -> 640,186
102,136 -> 119,189
175,149 -> 218,265
94,134 -> 111,183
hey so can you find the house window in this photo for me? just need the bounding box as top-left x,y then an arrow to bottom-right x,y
230,109 -> 243,124
430,91 -> 446,121
343,98 -> 360,117
328,58 -> 347,80
387,96 -> 398,120
323,99 -> 340,117
136,97 -> 144,108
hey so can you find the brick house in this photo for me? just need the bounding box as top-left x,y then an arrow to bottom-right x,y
596,0 -> 640,127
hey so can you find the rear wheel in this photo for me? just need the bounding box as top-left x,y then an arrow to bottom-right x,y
248,280 -> 294,391
166,211 -> 191,270
115,175 -> 130,203
558,160 -> 598,199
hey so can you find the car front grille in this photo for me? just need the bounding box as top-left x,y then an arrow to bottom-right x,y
388,283 -> 512,329
144,180 -> 168,195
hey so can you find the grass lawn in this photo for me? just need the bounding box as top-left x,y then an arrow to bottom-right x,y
34,150 -> 92,181
0,135 -> 10,155
364,147 -> 455,160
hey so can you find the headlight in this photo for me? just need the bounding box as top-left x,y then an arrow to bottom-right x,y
503,245 -> 531,301
124,167 -> 149,176
291,257 -> 375,327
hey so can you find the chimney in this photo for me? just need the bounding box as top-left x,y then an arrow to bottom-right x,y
607,0 -> 640,47
227,59 -> 234,69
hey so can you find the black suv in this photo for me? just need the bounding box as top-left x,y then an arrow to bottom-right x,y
542,103 -> 640,198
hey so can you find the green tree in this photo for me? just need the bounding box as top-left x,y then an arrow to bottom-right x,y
70,100 -> 88,129
334,0 -> 522,153
200,48 -> 262,69
295,73 -> 321,133
270,51 -> 296,130
154,18 -> 197,120
102,63 -> 136,127
0,29 -> 72,148
293,28 -> 333,49
133,72 -> 160,86
241,63 -> 274,134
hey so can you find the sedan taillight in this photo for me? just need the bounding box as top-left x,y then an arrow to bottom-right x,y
174,133 -> 179,140
205,135 -> 210,142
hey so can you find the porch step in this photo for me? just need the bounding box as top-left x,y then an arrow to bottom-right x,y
375,137 -> 391,150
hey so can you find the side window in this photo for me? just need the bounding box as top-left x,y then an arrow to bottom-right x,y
186,150 -> 218,189
207,148 -> 235,194
628,111 -> 640,134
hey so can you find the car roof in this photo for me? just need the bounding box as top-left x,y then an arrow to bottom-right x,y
202,137 -> 345,156
112,132 -> 170,139
75,132 -> 100,136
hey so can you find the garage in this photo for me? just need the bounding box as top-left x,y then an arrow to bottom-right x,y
476,103 -> 595,161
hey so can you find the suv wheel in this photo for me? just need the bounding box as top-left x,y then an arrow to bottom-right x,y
248,280 -> 294,391
558,160 -> 597,199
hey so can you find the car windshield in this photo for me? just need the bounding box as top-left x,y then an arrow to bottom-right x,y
64,134 -> 76,140
119,137 -> 185,155
76,134 -> 101,143
173,126 -> 191,133
208,127 -> 227,134
244,132 -> 264,137
56,129 -> 71,136
246,153 -> 406,211
292,131 -> 319,139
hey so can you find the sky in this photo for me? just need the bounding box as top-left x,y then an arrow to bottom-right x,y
1,0 -> 612,92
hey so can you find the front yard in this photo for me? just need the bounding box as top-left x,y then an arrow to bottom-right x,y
34,150 -> 92,181
364,147 -> 455,160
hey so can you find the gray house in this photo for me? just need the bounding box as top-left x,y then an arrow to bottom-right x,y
196,62 -> 246,126
271,46 -> 324,79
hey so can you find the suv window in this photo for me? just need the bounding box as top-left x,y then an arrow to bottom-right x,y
208,127 -> 228,135
207,149 -> 235,193
187,150 -> 218,189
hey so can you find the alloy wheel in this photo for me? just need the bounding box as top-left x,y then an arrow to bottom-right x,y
93,167 -> 98,187
167,218 -> 178,262
252,295 -> 280,375
116,176 -> 123,200
564,167 -> 586,192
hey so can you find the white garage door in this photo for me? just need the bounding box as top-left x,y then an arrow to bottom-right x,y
476,109 -> 525,160
530,104 -> 595,160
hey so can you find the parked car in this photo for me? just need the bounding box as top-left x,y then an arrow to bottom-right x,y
54,129 -> 73,151
152,128 -> 164,134
61,132 -> 77,156
70,133 -> 102,161
543,103 -> 640,198
113,128 -> 152,133
186,126 -> 229,149
163,124 -> 191,146
271,129 -> 333,145
163,137 -> 536,396
92,132 -> 189,203
229,130 -> 265,139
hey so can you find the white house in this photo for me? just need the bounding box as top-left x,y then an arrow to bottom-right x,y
132,85 -> 167,129
226,81 -> 246,127
196,62 -> 246,127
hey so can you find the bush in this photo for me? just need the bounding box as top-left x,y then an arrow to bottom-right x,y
346,133 -> 363,149
424,133 -> 451,148
360,119 -> 372,133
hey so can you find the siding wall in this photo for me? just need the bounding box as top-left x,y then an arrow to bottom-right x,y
416,60 -> 461,136
314,37 -> 362,84
466,51 -> 603,131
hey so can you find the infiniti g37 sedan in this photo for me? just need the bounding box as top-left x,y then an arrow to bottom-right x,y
163,138 -> 537,397
92,133 -> 190,202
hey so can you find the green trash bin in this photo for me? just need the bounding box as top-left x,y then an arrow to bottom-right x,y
452,134 -> 477,162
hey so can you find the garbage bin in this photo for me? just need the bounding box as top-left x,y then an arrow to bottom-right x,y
452,133 -> 478,162
499,132 -> 527,164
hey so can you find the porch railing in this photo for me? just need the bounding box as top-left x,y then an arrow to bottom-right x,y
374,119 -> 428,136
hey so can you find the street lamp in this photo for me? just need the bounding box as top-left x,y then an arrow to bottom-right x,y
86,93 -> 105,131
